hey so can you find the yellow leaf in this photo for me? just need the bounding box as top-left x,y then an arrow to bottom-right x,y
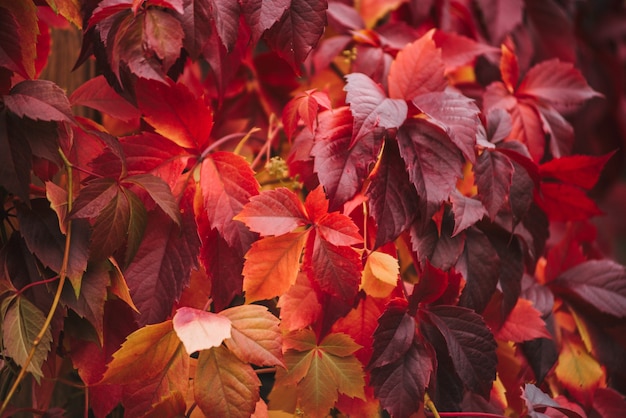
360,251 -> 399,298
555,338 -> 606,406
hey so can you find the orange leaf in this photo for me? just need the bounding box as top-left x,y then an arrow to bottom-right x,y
194,345 -> 261,418
360,251 -> 399,298
277,272 -> 322,331
496,298 -> 551,343
242,230 -> 309,302
100,320 -> 183,385
220,304 -> 284,367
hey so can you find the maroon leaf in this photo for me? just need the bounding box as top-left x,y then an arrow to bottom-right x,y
311,107 -> 380,211
449,191 -> 487,237
366,139 -> 419,248
136,79 -> 213,150
326,1 -> 363,32
457,227 -> 501,313
388,31 -> 446,100
485,108 -> 513,144
71,178 -> 118,220
551,260 -> 626,318
69,75 -> 140,122
3,80 -> 73,122
123,174 -> 181,225
124,199 -> 200,326
304,232 -> 362,303
412,91 -> 480,162
0,7 -> 29,78
474,149 -> 514,220
421,305 -> 497,398
241,0 -> 290,42
344,73 -> 407,146
180,0 -> 213,58
397,119 -> 464,209
474,0 -> 524,45
263,0 -> 328,74
210,0 -> 241,50
0,111 -> 32,201
409,261 -> 458,308
369,299 -> 415,368
370,337 -> 435,418
15,199 -> 89,282
200,151 -> 259,253
411,215 -> 465,272
538,104 -> 574,159
517,59 -> 601,112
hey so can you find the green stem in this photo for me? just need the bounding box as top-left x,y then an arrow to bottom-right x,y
0,148 -> 75,416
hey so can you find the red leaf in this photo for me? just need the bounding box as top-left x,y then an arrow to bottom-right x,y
536,182 -> 602,222
264,0 -> 328,74
241,0 -> 291,42
474,149 -> 514,220
551,260 -> 626,317
124,197 -> 200,326
410,262 -> 461,307
450,191 -> 487,237
235,187 -> 308,237
517,59 -> 601,112
499,43 -> 519,93
509,100 -> 546,163
326,1 -> 363,32
282,89 -> 331,139
397,119 -> 464,207
432,30 -> 499,73
421,305 -> 497,398
344,73 -> 407,146
311,107 -> 380,211
592,388 -> 626,418
70,75 -> 141,122
332,295 -> 384,364
412,90 -> 480,162
495,298 -> 551,342
305,232 -> 362,303
201,151 -> 259,253
539,153 -> 614,190
136,79 -> 213,150
387,31 -> 446,100
366,139 -> 419,248
278,272 -> 322,331
3,80 -> 73,122
315,212 -> 362,247
0,1 -> 38,79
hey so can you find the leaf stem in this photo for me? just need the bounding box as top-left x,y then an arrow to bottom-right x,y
251,114 -> 281,171
254,367 -> 276,375
424,393 -> 441,418
0,148 -> 74,416
15,275 -> 60,296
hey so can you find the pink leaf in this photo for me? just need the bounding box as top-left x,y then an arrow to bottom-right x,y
4,80 -> 73,122
173,307 -> 232,355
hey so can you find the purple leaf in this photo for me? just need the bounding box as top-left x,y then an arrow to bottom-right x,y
369,299 -> 415,369
474,149 -> 514,220
450,191 -> 487,237
397,119 -> 464,209
412,90 -> 480,162
551,260 -> 626,317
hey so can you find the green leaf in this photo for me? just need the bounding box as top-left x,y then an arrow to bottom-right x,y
2,296 -> 52,382
194,345 -> 261,418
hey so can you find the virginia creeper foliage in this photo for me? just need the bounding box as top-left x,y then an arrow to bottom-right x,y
1,0 -> 626,417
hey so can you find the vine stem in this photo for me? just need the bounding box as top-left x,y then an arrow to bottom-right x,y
425,393 -> 442,418
0,148 -> 74,416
